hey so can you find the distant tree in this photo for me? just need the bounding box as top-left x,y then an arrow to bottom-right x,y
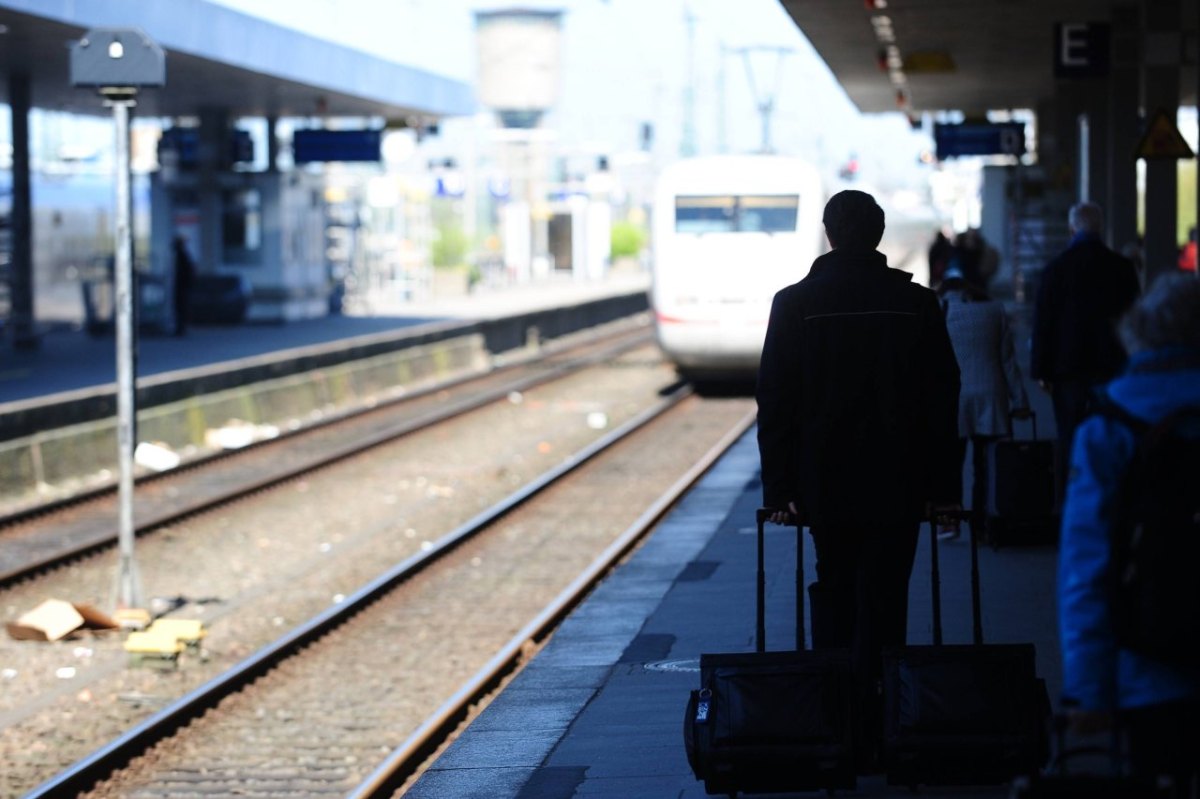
610,220 -> 646,260
432,223 -> 468,268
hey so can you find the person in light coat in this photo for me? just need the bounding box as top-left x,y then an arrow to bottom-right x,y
937,268 -> 1030,539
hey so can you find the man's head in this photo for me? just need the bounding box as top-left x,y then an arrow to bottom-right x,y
1119,272 -> 1200,355
822,190 -> 884,250
1068,202 -> 1104,236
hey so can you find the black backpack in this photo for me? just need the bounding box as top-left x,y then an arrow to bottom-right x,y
1096,397 -> 1200,667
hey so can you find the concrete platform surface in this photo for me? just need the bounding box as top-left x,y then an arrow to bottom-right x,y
406,428 -> 1062,799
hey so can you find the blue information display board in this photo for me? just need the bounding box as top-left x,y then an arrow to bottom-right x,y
159,128 -> 254,166
292,129 -> 383,163
934,122 -> 1025,160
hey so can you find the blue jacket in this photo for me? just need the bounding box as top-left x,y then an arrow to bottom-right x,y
1058,346 -> 1200,710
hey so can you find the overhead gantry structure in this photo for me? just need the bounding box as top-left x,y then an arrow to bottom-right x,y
780,0 -> 1198,290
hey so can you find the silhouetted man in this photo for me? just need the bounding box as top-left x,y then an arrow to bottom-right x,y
756,189 -> 961,770
172,235 -> 196,336
1031,202 -> 1139,497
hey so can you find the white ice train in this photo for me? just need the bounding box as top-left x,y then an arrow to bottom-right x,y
650,156 -> 940,381
650,155 -> 827,381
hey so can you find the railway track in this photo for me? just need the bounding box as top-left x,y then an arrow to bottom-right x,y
24,393 -> 755,799
0,321 -> 685,797
0,320 -> 655,588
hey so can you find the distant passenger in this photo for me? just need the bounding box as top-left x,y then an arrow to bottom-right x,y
756,189 -> 961,772
936,267 -> 1030,541
172,236 -> 196,337
951,228 -> 997,289
1058,272 -> 1200,791
927,229 -> 953,289
1178,226 -> 1197,273
1030,202 -> 1139,500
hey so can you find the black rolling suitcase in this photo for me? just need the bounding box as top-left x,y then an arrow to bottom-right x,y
684,508 -> 856,796
985,412 -> 1058,546
881,515 -> 1051,787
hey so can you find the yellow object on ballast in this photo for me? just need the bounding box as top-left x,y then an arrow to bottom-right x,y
147,619 -> 206,646
123,631 -> 184,656
113,607 -> 152,631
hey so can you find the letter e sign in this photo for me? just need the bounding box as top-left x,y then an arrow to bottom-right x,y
1054,22 -> 1110,79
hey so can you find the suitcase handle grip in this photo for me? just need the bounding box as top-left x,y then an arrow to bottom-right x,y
1010,409 -> 1038,440
757,507 -> 802,526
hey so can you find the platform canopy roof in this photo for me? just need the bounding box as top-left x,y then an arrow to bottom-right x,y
0,0 -> 475,120
780,0 -> 1198,115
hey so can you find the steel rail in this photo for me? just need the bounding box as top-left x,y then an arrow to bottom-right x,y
0,326 -> 653,587
22,382 -> 694,799
346,406 -> 757,799
0,322 -> 650,532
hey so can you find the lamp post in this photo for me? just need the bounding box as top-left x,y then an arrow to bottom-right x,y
70,29 -> 165,617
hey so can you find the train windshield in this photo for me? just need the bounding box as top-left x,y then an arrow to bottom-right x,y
675,194 -> 798,234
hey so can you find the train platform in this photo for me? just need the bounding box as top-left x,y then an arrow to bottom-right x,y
407,420 -> 1064,799
0,272 -> 652,407
408,298 -> 1061,798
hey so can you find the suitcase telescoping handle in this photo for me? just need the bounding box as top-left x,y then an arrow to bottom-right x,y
756,508 -> 804,653
1012,408 -> 1038,441
928,508 -> 984,646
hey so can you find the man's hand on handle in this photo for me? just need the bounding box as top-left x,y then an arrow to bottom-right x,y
767,501 -> 800,526
928,502 -> 963,533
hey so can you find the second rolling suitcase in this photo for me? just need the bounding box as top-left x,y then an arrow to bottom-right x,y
881,514 -> 1051,787
985,412 -> 1058,546
684,508 -> 856,796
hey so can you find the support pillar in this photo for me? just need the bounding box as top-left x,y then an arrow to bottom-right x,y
1039,91 -> 1082,198
7,71 -> 36,349
197,107 -> 228,272
1142,0 -> 1181,283
266,116 -> 278,172
1108,5 -> 1141,254
1079,81 -> 1111,212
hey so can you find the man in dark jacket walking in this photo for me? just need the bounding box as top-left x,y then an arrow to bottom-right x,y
1031,202 -> 1139,497
756,190 -> 961,768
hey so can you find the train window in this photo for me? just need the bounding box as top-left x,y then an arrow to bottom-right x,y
739,195 -> 799,233
675,195 -> 736,233
675,194 -> 799,234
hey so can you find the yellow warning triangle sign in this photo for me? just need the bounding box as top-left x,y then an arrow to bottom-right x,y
1136,108 -> 1195,160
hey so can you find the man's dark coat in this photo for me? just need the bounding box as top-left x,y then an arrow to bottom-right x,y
756,248 -> 961,526
1031,234 -> 1140,384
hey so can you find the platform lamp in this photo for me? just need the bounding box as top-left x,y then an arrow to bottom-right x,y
70,28 -> 165,623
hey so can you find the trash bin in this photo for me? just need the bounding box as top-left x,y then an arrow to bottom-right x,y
137,272 -> 170,333
81,278 -> 114,336
81,264 -> 173,336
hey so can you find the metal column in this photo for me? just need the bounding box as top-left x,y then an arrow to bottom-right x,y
1080,83 -> 1111,213
197,107 -> 228,272
1142,0 -> 1182,283
109,95 -> 142,610
266,116 -> 279,172
7,71 -> 36,349
1108,5 -> 1141,255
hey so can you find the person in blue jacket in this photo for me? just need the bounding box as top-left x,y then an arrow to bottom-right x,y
1059,272 -> 1200,789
